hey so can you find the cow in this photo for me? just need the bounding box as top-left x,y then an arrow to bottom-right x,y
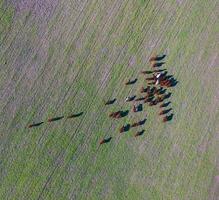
149,55 -> 157,62
162,116 -> 168,122
146,77 -> 155,81
132,105 -> 137,112
149,101 -> 155,106
140,87 -> 147,93
119,126 -> 125,133
131,122 -> 139,127
148,81 -> 156,85
109,111 -> 121,118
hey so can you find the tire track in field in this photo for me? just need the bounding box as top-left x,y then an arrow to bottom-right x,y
53,0 -> 176,197
81,1 -> 184,197
0,0 -> 90,106
131,0 -> 196,191
0,0 -> 104,130
9,0 -> 130,197
51,0 -> 167,195
42,0 -> 190,195
2,0 -> 123,129
34,6 -> 144,200
0,0 -> 94,153
140,1 -> 218,195
0,0 -> 96,196
4,2 -> 154,198
162,4 -> 218,192
35,2 -> 154,198
0,0 -> 90,116
181,7 -> 219,198
82,0 -> 195,197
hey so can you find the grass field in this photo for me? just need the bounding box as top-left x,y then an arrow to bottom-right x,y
0,0 -> 218,199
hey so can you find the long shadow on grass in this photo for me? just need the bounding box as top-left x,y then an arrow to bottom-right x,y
48,116 -> 64,122
28,122 -> 44,128
67,112 -> 84,119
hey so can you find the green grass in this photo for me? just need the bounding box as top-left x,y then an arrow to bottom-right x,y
0,0 -> 218,199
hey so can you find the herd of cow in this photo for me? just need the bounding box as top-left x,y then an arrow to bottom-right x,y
27,54 -> 177,147
100,54 -> 177,145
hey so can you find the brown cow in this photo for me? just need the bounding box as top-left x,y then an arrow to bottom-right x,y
140,87 -> 147,93
140,70 -> 147,74
148,81 -> 156,85
151,62 -> 157,68
163,116 -> 168,122
146,77 -> 155,81
109,111 -> 121,118
159,110 -> 165,115
131,122 -> 139,127
119,126 -> 125,133
149,101 -> 155,106
132,105 -> 137,112
149,55 -> 157,62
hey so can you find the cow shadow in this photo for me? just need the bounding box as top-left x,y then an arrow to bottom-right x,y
123,124 -> 131,132
126,78 -> 138,85
48,116 -> 64,122
158,88 -> 166,95
155,54 -> 166,61
169,78 -> 179,87
103,137 -> 112,143
28,122 -> 44,128
135,129 -> 145,137
135,96 -> 145,101
137,104 -> 143,112
139,118 -> 147,125
166,113 -> 174,121
164,92 -> 172,100
160,108 -> 172,115
154,69 -> 167,73
121,110 -> 129,117
67,112 -> 83,118
160,101 -> 171,108
127,95 -> 136,101
105,98 -> 116,105
154,62 -> 165,67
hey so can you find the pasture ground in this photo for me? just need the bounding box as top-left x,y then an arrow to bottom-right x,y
0,0 -> 218,199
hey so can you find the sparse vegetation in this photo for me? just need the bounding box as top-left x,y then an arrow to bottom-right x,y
0,0 -> 218,199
